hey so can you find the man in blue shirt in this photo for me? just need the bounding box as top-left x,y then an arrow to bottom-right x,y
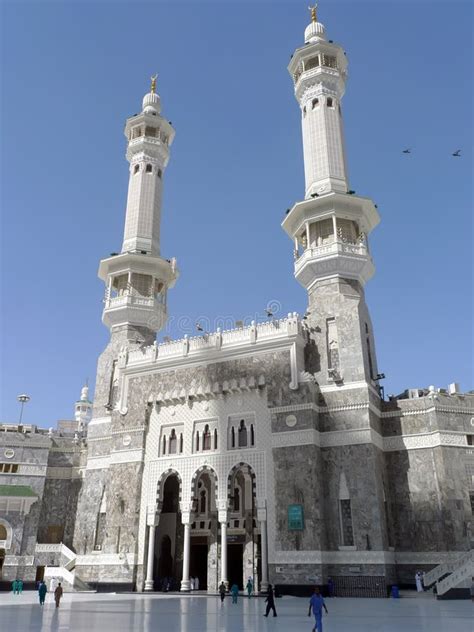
308,586 -> 328,632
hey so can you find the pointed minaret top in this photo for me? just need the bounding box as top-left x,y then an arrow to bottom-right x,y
308,3 -> 318,23
142,74 -> 161,114
305,3 -> 326,43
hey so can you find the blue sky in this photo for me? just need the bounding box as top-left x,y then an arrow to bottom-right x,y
1,1 -> 472,426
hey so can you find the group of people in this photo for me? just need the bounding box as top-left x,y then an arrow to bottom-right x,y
218,580 -> 328,629
37,579 -> 64,608
11,579 -> 24,594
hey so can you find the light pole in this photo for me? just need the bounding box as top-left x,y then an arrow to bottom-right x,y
17,394 -> 30,424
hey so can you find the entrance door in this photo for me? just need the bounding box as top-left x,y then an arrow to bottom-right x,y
35,566 -> 45,583
0,549 -> 5,580
227,544 -> 243,589
190,543 -> 208,590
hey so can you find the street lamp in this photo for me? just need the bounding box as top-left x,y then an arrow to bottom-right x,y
17,394 -> 30,424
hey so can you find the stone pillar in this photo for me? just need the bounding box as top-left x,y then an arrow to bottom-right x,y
219,509 -> 228,587
144,525 -> 156,591
144,507 -> 159,592
180,517 -> 191,592
258,507 -> 269,592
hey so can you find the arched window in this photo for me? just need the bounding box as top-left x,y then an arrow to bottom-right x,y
179,433 -> 183,453
0,524 -> 7,540
162,436 -> 166,455
146,164 -> 153,173
203,425 -> 211,451
157,169 -> 162,178
238,420 -> 247,447
250,424 -> 255,446
133,164 -> 140,174
200,490 -> 207,514
169,429 -> 177,454
231,427 -> 235,449
214,428 -> 218,450
195,432 -> 200,452
233,488 -> 240,512
327,97 -> 334,107
312,98 -> 319,109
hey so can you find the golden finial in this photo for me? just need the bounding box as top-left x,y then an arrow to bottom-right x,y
308,3 -> 318,23
150,74 -> 158,94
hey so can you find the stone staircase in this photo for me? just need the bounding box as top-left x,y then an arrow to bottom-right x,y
435,550 -> 474,597
423,551 -> 466,587
35,542 -> 89,592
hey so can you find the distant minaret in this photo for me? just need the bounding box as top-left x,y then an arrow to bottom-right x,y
283,7 -> 381,388
98,76 -> 179,342
75,383 -> 92,430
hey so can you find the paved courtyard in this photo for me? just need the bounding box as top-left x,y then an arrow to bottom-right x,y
0,591 -> 472,631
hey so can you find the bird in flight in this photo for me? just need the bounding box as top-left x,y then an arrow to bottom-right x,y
452,149 -> 461,157
265,308 -> 273,318
402,148 -> 411,154
196,323 -> 204,332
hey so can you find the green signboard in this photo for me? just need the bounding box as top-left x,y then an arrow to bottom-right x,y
288,504 -> 304,531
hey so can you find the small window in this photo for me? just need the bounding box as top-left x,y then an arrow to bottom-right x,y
250,424 -> 255,446
238,419 -> 247,448
134,164 -> 140,174
312,98 -> 319,109
327,97 -> 333,108
467,435 -> 474,446
145,126 -> 157,138
234,488 -> 240,512
303,106 -> 307,117
146,164 -> 153,173
179,433 -> 183,453
196,432 -> 200,452
203,425 -> 211,451
169,429 -> 177,454
214,428 -> 218,450
162,436 -> 166,455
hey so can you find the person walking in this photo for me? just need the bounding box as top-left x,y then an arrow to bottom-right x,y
11,579 -> 17,594
54,583 -> 63,608
308,586 -> 328,632
219,581 -> 226,604
230,583 -> 239,604
38,581 -> 47,606
17,579 -> 23,594
263,583 -> 277,617
194,575 -> 200,591
246,578 -> 253,598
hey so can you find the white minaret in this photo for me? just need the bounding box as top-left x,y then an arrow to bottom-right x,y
283,6 -> 379,292
75,383 -> 92,430
283,7 -> 381,387
98,76 -> 179,339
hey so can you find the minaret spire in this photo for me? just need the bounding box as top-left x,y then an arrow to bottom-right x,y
97,79 -> 179,341
308,3 -> 318,23
282,10 -> 381,388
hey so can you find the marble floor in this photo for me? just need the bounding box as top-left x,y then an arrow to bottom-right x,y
0,591 -> 472,632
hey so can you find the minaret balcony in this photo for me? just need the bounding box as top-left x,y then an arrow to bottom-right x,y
294,240 -> 375,289
102,292 -> 167,331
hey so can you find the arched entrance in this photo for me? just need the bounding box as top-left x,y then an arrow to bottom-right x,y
226,463 -> 259,591
153,472 -> 183,591
189,467 -> 218,591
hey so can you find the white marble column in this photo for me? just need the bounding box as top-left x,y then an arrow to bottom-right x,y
260,518 -> 269,592
180,521 -> 191,591
219,509 -> 228,587
144,524 -> 156,591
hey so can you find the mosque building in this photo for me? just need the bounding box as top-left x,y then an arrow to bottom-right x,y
1,8 -> 473,596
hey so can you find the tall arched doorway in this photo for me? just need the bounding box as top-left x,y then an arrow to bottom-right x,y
189,468 -> 218,591
226,464 -> 259,591
0,523 -> 8,580
153,473 -> 183,591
